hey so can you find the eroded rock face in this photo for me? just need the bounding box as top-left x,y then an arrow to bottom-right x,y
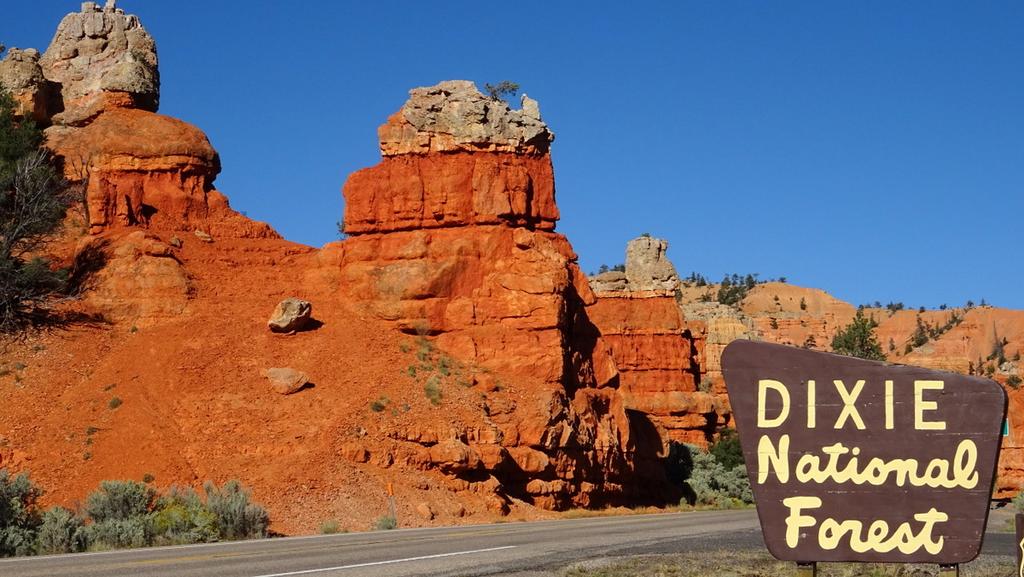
625,236 -> 679,292
40,0 -> 159,125
0,47 -> 56,122
46,107 -> 275,238
586,238 -> 729,446
586,293 -> 727,445
588,236 -> 679,294
333,81 -> 670,509
379,80 -> 553,156
343,152 -> 558,234
78,230 -> 191,326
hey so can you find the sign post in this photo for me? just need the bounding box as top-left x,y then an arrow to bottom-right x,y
723,340 -> 1006,571
1016,513 -> 1024,577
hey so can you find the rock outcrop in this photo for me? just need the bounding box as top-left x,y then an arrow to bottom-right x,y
76,230 -> 191,326
39,0 -> 159,125
378,81 -> 552,156
589,237 -> 679,294
625,236 -> 679,292
588,236 -> 729,445
0,2 -> 276,240
0,47 -> 56,122
331,81 -> 670,509
45,107 -> 273,237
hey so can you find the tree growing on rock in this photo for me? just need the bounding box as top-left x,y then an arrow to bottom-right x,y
484,80 -> 519,102
831,309 -> 886,361
0,86 -> 74,332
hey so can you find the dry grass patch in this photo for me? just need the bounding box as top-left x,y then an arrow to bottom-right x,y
563,550 -> 1013,577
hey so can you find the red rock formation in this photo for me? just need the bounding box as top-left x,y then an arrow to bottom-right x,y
587,292 -> 726,445
0,3 -> 280,240
46,107 -> 274,238
332,81 -> 669,509
343,153 -> 558,234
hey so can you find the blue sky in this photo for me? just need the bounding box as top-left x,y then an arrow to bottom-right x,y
6,1 -> 1023,308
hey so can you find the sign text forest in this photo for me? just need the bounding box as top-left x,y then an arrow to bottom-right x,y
723,340 -> 1006,564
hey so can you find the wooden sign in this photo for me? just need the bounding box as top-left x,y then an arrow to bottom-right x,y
723,340 -> 1006,564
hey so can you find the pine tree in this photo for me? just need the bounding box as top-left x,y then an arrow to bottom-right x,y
0,86 -> 73,332
831,310 -> 886,361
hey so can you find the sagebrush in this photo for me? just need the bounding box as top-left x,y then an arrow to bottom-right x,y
0,470 -> 270,557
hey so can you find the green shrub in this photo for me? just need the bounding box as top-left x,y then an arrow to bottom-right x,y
85,480 -> 155,523
709,428 -> 744,470
203,480 -> 268,540
666,443 -> 753,508
369,397 -> 389,412
80,517 -> 153,550
684,449 -> 753,506
715,273 -> 759,306
373,515 -> 397,530
0,469 -> 43,557
108,397 -> 122,410
152,487 -> 218,545
0,475 -> 270,557
35,506 -> 85,555
1008,375 -> 1022,389
424,375 -> 442,406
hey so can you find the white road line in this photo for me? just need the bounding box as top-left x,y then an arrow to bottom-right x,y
250,545 -> 518,577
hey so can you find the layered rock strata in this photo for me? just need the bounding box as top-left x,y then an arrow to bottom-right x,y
589,236 -> 730,446
332,82 -> 670,509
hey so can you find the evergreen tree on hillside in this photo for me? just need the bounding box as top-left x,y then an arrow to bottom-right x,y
0,86 -> 74,332
831,309 -> 886,361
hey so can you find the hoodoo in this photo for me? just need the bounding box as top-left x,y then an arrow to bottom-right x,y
330,81 -> 672,509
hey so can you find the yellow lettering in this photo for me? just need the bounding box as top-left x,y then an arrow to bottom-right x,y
834,379 -> 866,429
788,440 -> 977,489
757,434 -> 789,484
807,379 -> 816,428
953,439 -> 979,489
811,507 -> 948,554
783,496 -> 821,548
885,379 -> 894,430
758,379 -> 790,428
915,380 -> 946,430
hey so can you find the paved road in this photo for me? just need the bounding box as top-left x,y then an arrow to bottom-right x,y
0,511 -> 758,577
0,510 -> 1013,577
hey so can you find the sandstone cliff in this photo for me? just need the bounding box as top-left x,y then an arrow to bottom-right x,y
328,80 -> 671,510
590,239 -> 1024,497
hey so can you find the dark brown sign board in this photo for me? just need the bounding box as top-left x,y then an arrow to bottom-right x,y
723,340 -> 1006,564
